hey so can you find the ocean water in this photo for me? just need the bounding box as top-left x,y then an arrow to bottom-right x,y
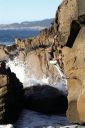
15,109 -> 69,128
0,29 -> 39,45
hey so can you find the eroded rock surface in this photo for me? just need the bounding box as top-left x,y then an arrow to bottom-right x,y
63,26 -> 85,123
54,0 -> 78,45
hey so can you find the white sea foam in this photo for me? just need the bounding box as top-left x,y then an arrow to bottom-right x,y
6,58 -> 25,84
6,58 -> 67,94
0,124 -> 13,128
49,60 -> 67,94
6,58 -> 49,88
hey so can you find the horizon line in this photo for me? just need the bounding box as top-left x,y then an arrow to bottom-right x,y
0,18 -> 54,25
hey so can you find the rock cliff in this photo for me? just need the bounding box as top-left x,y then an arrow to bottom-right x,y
58,0 -> 85,124
63,26 -> 85,124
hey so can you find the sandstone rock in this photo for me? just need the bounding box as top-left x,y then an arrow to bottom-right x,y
25,48 -> 60,86
78,0 -> 85,16
25,49 -> 48,80
0,75 -> 7,123
18,50 -> 26,62
15,39 -> 32,49
54,0 -> 78,45
63,26 -> 85,123
0,45 -> 8,61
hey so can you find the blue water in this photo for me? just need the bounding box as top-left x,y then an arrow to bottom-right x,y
0,29 -> 39,45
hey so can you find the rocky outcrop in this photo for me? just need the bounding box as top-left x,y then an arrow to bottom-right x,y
58,0 -> 85,124
63,26 -> 85,124
54,0 -> 78,45
0,74 -> 7,123
24,85 -> 68,114
0,62 -> 24,124
15,38 -> 31,50
0,45 -> 8,61
25,48 -> 49,80
24,48 -> 61,86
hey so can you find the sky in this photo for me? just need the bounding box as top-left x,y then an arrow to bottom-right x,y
0,0 -> 61,24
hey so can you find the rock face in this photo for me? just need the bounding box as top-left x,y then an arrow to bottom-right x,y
25,49 -> 49,80
63,26 -> 85,124
54,0 -> 78,45
25,48 -> 60,86
0,45 -> 8,61
0,62 -> 24,124
78,0 -> 85,16
0,74 -> 7,123
46,0 -> 85,124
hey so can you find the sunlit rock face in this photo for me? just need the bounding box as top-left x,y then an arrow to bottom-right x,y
54,0 -> 85,124
63,26 -> 85,124
25,49 -> 48,80
54,0 -> 78,45
0,75 -> 7,123
0,45 -> 8,60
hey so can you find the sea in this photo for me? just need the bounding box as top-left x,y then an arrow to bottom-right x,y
0,29 -> 39,45
0,29 -> 77,128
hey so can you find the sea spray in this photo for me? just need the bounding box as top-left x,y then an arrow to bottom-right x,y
0,124 -> 14,128
6,57 -> 49,88
49,60 -> 67,94
6,57 -> 25,84
6,58 -> 67,94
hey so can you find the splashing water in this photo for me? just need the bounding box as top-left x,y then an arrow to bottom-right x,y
0,124 -> 14,128
49,60 -> 67,94
6,58 -> 25,84
6,58 -> 49,88
6,58 -> 67,94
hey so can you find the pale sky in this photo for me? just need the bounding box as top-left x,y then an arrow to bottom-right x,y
0,0 -> 61,24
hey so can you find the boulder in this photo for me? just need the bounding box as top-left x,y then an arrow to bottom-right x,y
24,85 -> 68,114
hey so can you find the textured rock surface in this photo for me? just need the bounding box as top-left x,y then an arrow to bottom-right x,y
0,45 -> 8,61
54,0 -> 78,45
0,74 -> 7,123
25,49 -> 48,79
25,48 -> 59,85
78,0 -> 85,16
63,26 -> 85,123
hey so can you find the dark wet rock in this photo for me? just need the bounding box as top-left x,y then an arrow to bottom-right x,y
0,61 -> 24,124
24,85 -> 68,115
